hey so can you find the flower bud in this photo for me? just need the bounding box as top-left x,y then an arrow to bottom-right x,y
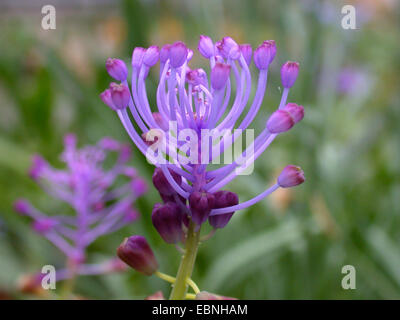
109,82 -> 130,110
14,199 -> 30,215
281,61 -> 299,88
29,155 -> 46,180
266,109 -> 294,133
131,178 -> 148,197
169,41 -> 188,68
32,218 -> 56,234
189,191 -> 215,226
283,103 -> 304,124
218,37 -> 240,60
240,44 -> 252,66
100,88 -> 117,111
208,191 -> 239,229
198,35 -> 214,58
132,47 -> 146,69
123,208 -> 140,223
159,44 -> 170,63
254,40 -> 276,69
152,167 -> 182,196
210,63 -> 231,90
105,58 -> 128,81
143,46 -> 160,67
277,165 -> 305,188
152,202 -> 184,244
117,235 -> 158,275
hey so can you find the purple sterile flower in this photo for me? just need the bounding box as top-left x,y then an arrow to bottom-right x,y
208,191 -> 239,229
110,82 -> 130,110
15,134 -> 147,282
106,58 -> 128,81
283,103 -> 304,124
151,202 -> 184,244
254,40 -> 276,69
281,61 -> 299,88
169,41 -> 188,69
266,109 -> 295,133
277,165 -> 305,188
101,35 -> 305,234
198,35 -> 214,58
117,235 -> 158,275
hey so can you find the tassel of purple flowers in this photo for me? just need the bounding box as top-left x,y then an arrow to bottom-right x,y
14,134 -> 147,290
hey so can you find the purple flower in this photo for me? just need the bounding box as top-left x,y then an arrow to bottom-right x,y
151,202 -> 184,244
117,235 -> 158,275
105,58 -> 128,81
101,36 -> 305,233
14,134 -> 147,281
277,165 -> 305,188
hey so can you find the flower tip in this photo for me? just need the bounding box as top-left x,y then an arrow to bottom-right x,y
254,40 -> 276,69
109,82 -> 130,110
105,58 -> 128,81
32,218 -> 56,235
208,191 -> 238,229
277,165 -> 305,188
132,47 -> 146,68
169,41 -> 188,68
143,46 -> 160,67
240,44 -> 252,66
152,202 -> 184,244
159,44 -> 171,63
117,235 -> 158,275
266,109 -> 295,133
131,178 -> 148,197
283,103 -> 304,124
281,61 -> 300,88
210,62 -> 231,90
100,88 -> 117,111
198,35 -> 214,59
29,155 -> 46,180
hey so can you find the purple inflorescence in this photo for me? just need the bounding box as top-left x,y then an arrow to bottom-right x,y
14,134 -> 147,282
101,35 -> 305,240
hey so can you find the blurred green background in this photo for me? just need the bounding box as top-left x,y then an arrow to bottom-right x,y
0,0 -> 399,299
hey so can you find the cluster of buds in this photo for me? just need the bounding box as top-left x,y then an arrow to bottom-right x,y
14,134 -> 147,289
102,36 -> 305,291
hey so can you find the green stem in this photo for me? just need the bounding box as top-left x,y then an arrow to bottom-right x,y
169,221 -> 200,300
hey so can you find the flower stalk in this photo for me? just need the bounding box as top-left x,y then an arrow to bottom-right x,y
169,220 -> 201,300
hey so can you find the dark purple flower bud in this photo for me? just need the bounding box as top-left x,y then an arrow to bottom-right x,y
189,191 -> 215,226
131,178 -> 148,197
117,235 -> 158,275
169,41 -> 188,68
198,35 -> 214,58
109,82 -> 130,110
266,109 -> 295,133
159,44 -> 171,63
277,165 -> 305,188
14,199 -> 30,215
29,155 -> 46,180
283,103 -> 304,124
211,63 -> 231,90
100,88 -> 117,111
208,191 -> 239,229
254,40 -> 276,69
281,61 -> 299,88
152,202 -> 184,244
240,44 -> 252,66
132,47 -> 146,68
32,218 -> 56,234
152,167 -> 182,196
218,37 -> 240,60
105,58 -> 128,81
143,46 -> 160,67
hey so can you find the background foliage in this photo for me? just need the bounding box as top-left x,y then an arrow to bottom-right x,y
0,0 -> 399,299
